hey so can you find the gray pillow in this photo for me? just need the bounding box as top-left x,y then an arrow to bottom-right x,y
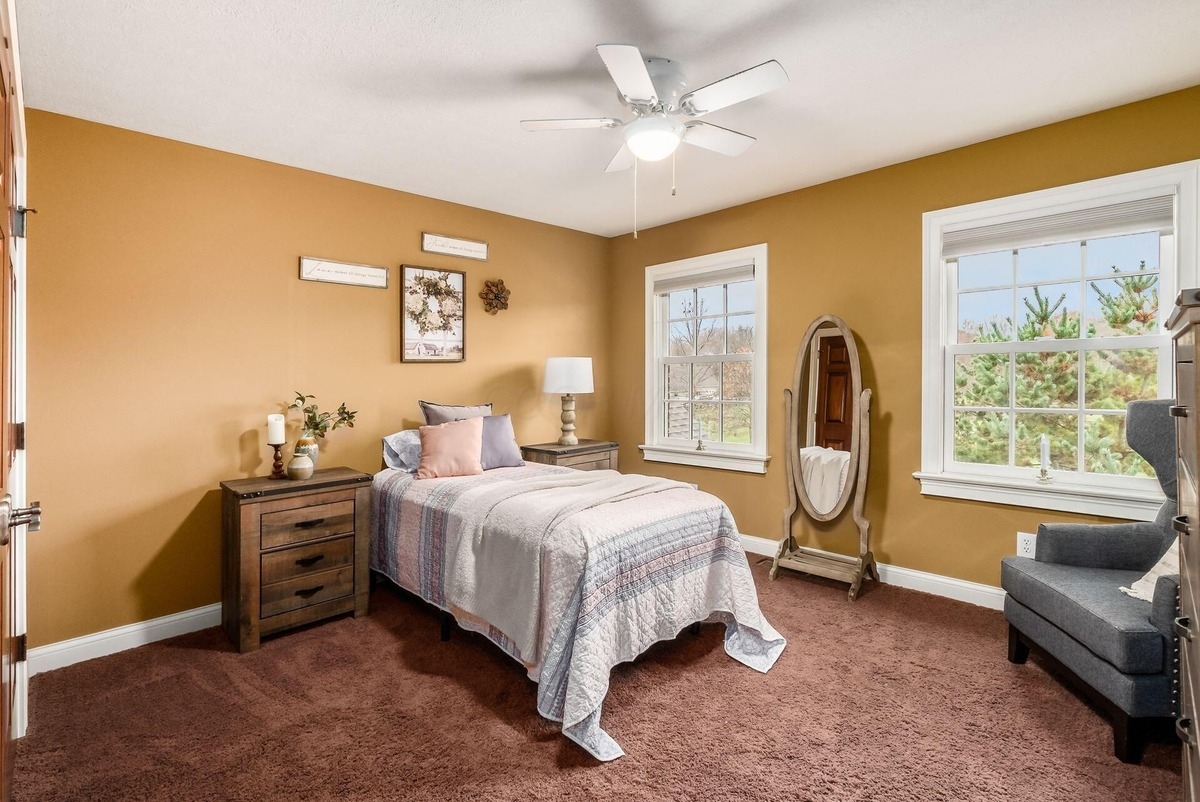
481,414 -> 524,470
382,429 -> 422,472
420,400 -> 493,425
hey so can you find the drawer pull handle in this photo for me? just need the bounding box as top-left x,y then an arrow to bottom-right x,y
1170,405 -> 1189,418
295,554 -> 325,568
294,585 -> 324,599
1176,616 -> 1193,641
1175,515 -> 1191,535
294,518 -> 326,530
1178,716 -> 1196,747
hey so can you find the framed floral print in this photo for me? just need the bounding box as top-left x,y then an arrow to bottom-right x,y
401,265 -> 465,362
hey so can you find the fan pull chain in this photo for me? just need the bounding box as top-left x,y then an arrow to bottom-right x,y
633,157 -> 639,239
671,151 -> 677,197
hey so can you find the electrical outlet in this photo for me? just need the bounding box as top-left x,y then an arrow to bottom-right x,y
1017,531 -> 1037,559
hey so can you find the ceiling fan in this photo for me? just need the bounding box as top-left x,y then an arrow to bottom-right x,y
521,44 -> 789,172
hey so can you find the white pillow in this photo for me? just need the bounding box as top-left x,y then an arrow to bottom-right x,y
382,429 -> 422,472
1120,538 -> 1179,602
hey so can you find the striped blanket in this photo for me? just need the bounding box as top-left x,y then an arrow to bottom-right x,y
371,464 -> 785,760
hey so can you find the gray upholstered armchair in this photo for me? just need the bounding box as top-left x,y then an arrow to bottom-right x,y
1001,398 -> 1179,763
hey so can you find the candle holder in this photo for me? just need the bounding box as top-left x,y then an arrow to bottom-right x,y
1036,466 -> 1052,484
268,442 -> 287,480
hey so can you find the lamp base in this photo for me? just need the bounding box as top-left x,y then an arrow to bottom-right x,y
558,394 -> 578,446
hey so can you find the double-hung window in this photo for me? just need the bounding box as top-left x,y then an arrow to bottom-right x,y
918,162 -> 1199,518
641,244 -> 769,473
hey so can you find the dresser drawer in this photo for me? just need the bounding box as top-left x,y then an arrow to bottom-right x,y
261,535 -> 354,585
1179,325 -> 1196,365
1179,361 -> 1197,485
557,452 -> 617,471
562,456 -> 613,471
260,499 -> 355,549
1182,636 -> 1200,799
260,565 -> 354,618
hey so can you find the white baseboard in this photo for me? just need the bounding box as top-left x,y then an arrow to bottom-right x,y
29,536 -> 1004,676
28,602 -> 222,677
741,534 -> 1005,610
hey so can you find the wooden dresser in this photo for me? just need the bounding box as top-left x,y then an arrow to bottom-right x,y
520,439 -> 619,471
1170,288 -> 1200,800
221,467 -> 372,652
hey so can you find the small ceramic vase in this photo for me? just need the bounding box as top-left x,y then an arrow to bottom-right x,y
294,431 -> 320,468
286,452 -> 314,480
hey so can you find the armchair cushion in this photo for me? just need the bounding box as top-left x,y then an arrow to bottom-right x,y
1001,556 -> 1166,674
1035,518 -> 1170,571
1149,574 -> 1181,641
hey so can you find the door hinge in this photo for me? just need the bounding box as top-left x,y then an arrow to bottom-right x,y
12,206 -> 35,239
15,633 -> 25,663
12,421 -> 23,450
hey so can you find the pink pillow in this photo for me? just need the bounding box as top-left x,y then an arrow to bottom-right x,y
415,417 -> 484,479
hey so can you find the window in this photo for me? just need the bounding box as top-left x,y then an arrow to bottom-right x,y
641,244 -> 769,473
918,162 -> 1199,518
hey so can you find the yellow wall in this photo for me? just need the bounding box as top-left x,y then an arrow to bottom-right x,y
26,86 -> 1200,647
26,111 -> 612,647
608,86 -> 1200,587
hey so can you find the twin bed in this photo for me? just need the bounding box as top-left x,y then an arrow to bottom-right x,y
370,461 -> 785,760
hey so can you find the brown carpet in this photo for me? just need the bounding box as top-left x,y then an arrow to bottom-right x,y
14,562 -> 1181,801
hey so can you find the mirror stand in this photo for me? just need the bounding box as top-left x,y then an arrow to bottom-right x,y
769,314 -> 878,600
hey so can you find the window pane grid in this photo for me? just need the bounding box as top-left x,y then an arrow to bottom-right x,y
950,230 -> 1162,476
657,281 -> 755,445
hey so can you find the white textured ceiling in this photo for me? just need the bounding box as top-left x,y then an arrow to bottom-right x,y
14,0 -> 1200,237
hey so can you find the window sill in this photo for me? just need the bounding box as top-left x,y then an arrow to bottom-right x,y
913,471 -> 1164,520
639,445 -> 770,474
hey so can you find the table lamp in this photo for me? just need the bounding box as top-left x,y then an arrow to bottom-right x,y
543,357 -> 593,446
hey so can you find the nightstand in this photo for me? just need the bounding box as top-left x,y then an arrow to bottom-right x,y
520,439 -> 619,472
221,467 -> 372,653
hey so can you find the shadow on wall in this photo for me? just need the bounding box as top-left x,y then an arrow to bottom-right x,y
132,488 -> 222,628
855,339 -> 890,556
238,429 -> 264,477
481,364 -> 563,442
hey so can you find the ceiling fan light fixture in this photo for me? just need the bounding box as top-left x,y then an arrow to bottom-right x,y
622,114 -> 684,162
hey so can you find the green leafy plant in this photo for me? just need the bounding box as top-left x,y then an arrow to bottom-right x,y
290,392 -> 356,439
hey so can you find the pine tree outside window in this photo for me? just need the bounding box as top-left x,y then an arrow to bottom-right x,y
918,162 -> 1200,518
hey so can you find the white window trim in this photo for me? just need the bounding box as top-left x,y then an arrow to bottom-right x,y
641,244 -> 770,474
917,161 -> 1200,519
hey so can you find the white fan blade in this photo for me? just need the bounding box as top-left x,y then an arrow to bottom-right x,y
521,117 -> 622,132
596,44 -> 658,105
605,144 -> 635,172
680,60 -> 788,116
683,121 -> 756,157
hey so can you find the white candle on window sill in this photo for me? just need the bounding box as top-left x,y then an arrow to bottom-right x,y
267,413 -> 286,445
1039,434 -> 1050,473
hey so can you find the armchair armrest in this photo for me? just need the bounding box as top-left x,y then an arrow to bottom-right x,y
1035,521 -> 1166,570
1150,574 -> 1180,641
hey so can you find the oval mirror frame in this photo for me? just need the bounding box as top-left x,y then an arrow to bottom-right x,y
788,314 -> 862,522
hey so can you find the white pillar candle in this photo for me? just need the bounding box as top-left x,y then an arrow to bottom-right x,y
1039,434 -> 1050,472
267,413 -> 286,445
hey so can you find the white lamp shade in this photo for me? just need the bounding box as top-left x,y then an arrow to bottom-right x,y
622,115 -> 684,162
543,357 -> 594,394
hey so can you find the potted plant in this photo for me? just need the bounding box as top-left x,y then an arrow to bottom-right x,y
289,392 -> 356,468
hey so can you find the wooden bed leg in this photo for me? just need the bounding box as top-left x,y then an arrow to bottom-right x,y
689,622 -> 701,636
440,611 -> 453,642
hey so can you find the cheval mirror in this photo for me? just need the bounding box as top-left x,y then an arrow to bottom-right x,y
770,314 -> 877,600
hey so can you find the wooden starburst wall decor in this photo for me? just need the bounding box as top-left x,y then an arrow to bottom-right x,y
480,279 -> 511,315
